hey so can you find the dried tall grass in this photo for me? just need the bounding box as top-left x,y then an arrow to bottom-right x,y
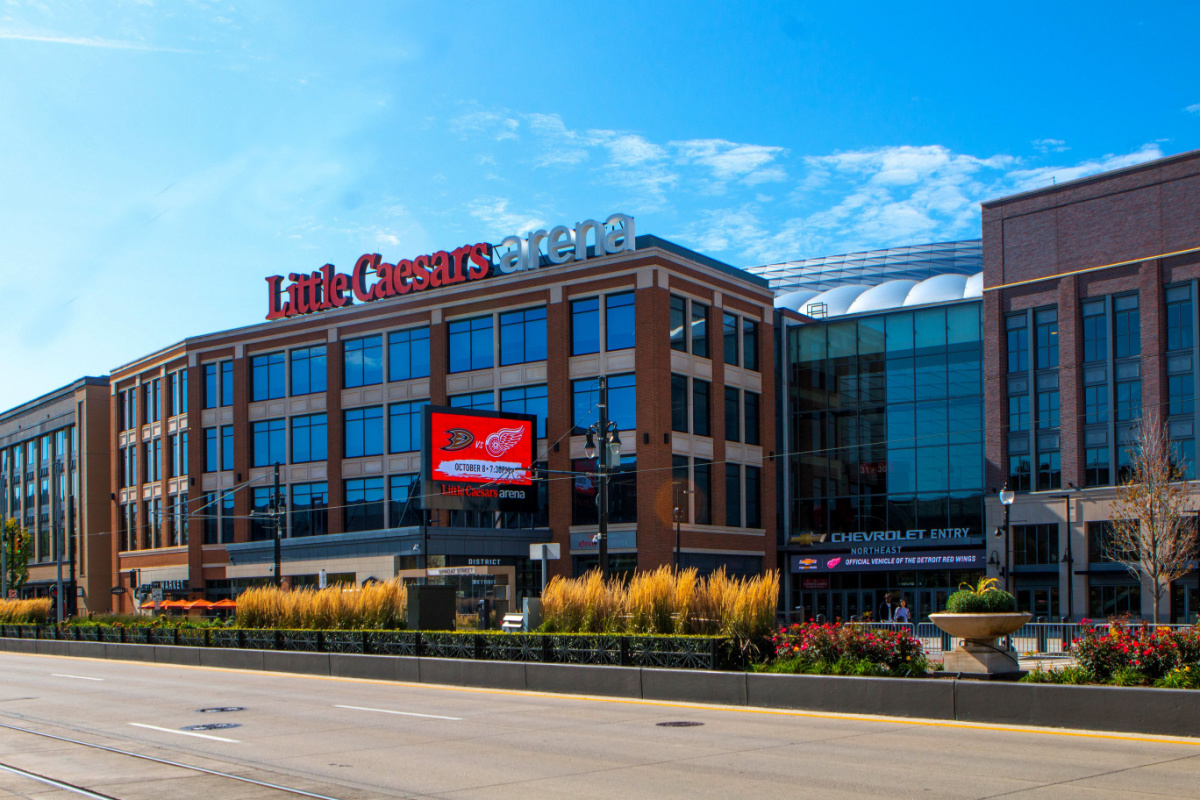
236,578 -> 407,630
0,598 -> 52,624
541,568 -> 779,637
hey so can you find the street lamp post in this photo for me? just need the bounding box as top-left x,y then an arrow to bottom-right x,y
998,485 -> 1015,594
583,376 -> 621,579
674,488 -> 691,570
251,464 -> 286,588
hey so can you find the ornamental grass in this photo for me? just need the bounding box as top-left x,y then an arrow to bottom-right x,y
0,598 -> 52,624
236,578 -> 407,630
541,567 -> 779,637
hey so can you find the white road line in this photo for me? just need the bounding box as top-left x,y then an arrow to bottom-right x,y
334,704 -> 461,721
128,723 -> 240,742
51,674 -> 104,682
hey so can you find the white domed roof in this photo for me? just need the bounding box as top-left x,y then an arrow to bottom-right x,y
847,280 -> 919,315
777,272 -> 984,320
964,272 -> 984,298
903,273 -> 969,307
774,289 -> 822,313
799,284 -> 871,318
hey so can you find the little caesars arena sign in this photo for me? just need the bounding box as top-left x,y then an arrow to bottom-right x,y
264,213 -> 635,320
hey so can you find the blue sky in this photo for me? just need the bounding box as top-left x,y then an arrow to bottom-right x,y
1,1 -> 1198,410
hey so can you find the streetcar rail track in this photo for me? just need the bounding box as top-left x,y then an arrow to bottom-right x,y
0,721 -> 344,800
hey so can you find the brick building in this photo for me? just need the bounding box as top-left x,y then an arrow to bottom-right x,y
984,147 -> 1200,622
105,223 -> 777,613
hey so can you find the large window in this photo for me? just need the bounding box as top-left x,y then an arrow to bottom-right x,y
388,327 -> 430,381
221,493 -> 235,543
389,401 -> 424,453
1082,300 -> 1107,362
499,307 -> 547,365
291,414 -> 327,463
1006,314 -> 1028,373
1113,294 -> 1140,358
671,374 -> 688,433
692,302 -> 709,357
693,459 -> 712,525
344,406 -> 384,458
145,378 -> 162,423
203,364 -> 218,409
344,335 -> 383,388
742,319 -> 759,371
692,379 -> 711,437
745,465 -> 761,528
605,292 -> 635,351
571,297 -> 600,356
670,296 -> 687,353
723,313 -> 739,365
1167,284 -> 1193,352
251,419 -> 286,467
500,385 -> 548,438
1168,374 -> 1195,417
1084,385 -> 1108,424
168,369 -> 188,416
204,428 -> 218,473
572,456 -> 637,525
251,352 -> 286,401
744,391 -> 760,446
221,361 -> 233,406
449,316 -> 493,373
250,487 -> 275,541
572,374 -> 636,433
725,387 -> 740,442
1085,447 -> 1110,487
291,482 -> 328,538
725,463 -> 742,527
671,296 -> 710,356
291,345 -> 326,396
1116,380 -> 1142,421
1014,524 -> 1058,566
1036,450 -> 1061,492
389,474 -> 422,528
202,492 -> 219,544
345,477 -> 385,532
1009,395 -> 1030,432
1034,308 -> 1058,369
1037,391 -> 1060,429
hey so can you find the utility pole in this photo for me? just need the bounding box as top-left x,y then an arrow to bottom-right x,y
1,469 -> 7,600
272,462 -> 283,588
597,376 -> 610,579
674,488 -> 690,570
54,459 -> 63,623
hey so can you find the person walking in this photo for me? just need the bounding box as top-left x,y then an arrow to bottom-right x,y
877,594 -> 894,623
894,598 -> 911,624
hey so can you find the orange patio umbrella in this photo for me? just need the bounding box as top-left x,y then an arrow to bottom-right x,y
161,599 -> 189,609
210,599 -> 237,609
184,599 -> 213,610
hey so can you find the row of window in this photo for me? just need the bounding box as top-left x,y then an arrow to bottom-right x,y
670,376 -> 761,444
669,295 -> 761,370
118,433 -> 190,488
1008,521 -> 1160,567
672,456 -> 763,528
119,370 -> 189,431
116,494 -> 188,551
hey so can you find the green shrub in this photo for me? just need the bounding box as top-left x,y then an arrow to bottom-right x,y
1020,666 -> 1054,683
945,589 -> 1017,613
1110,666 -> 1148,686
1054,665 -> 1092,685
1154,667 -> 1200,689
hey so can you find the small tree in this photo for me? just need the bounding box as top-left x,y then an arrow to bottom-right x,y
1108,412 -> 1199,622
3,519 -> 31,593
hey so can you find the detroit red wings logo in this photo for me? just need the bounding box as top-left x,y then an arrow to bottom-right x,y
484,427 -> 525,457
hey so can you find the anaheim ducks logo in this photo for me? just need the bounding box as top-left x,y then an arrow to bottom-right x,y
484,427 -> 525,457
441,429 -> 474,451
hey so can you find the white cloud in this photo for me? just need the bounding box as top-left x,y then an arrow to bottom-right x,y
466,198 -> 547,238
671,138 -> 788,186
1005,143 -> 1164,193
450,110 -> 520,141
677,205 -> 770,253
1033,138 -> 1069,154
1186,103 -> 1200,114
0,29 -> 192,52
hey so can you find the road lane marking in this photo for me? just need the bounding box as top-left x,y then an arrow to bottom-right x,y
128,722 -> 240,742
334,704 -> 461,720
52,674 -> 104,681
0,762 -> 118,799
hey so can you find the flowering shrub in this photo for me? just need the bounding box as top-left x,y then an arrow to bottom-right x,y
1073,620 -> 1200,683
760,622 -> 928,677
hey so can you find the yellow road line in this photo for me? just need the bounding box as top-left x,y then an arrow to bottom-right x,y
4,649 -> 1198,748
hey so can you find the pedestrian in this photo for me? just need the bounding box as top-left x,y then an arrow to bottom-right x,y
877,594 -> 894,623
895,598 -> 911,624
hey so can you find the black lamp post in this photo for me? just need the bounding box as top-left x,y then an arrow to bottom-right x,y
583,376 -> 621,579
998,484 -> 1015,593
674,488 -> 691,570
250,463 -> 285,587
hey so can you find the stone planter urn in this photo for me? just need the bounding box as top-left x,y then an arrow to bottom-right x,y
929,612 -> 1032,675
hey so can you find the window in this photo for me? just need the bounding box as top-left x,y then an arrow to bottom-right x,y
725,387 -> 740,442
203,364 -> 218,409
251,352 -> 286,401
745,466 -> 761,528
1084,385 -> 1109,424
1009,395 -> 1030,432
692,379 -> 711,436
1037,391 -> 1060,429
725,463 -> 742,527
1088,520 -> 1135,564
572,374 -> 636,432
170,493 -> 188,547
221,361 -> 233,407
744,392 -> 761,446
344,407 -> 384,458
1080,300 -> 1106,362
291,482 -> 328,538
1009,454 -> 1031,492
389,402 -> 424,453
671,374 -> 689,433
693,459 -> 712,525
1166,286 -> 1193,352
1168,374 -> 1194,416
344,336 -> 383,388
448,316 -> 493,373
723,312 -> 739,365
389,474 -> 421,528
499,307 -> 547,366
606,292 -> 635,351
1037,450 -> 1061,492
691,302 -> 709,357
1116,380 -> 1142,421
1085,447 -> 1110,487
1007,314 -> 1028,373
1014,524 -> 1058,566
291,345 -> 327,396
145,378 -> 162,423
500,385 -> 548,438
1034,308 -> 1058,369
202,492 -> 219,544
345,477 -> 385,532
449,391 -> 494,411
1171,438 -> 1196,480
145,438 -> 162,482
169,369 -> 188,416
1118,446 -> 1136,483
171,431 -> 188,477
1113,294 -> 1140,358
671,456 -> 690,524
251,419 -> 286,467
204,428 -> 218,473
388,328 -> 430,381
742,319 -> 759,371
250,487 -> 276,541
670,296 -> 687,352
571,297 -> 600,356
572,456 -> 637,525
291,414 -> 327,463
1089,583 -> 1141,619
221,493 -> 234,543
148,497 -> 163,548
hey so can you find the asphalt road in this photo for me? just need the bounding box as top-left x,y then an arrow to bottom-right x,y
0,652 -> 1196,799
